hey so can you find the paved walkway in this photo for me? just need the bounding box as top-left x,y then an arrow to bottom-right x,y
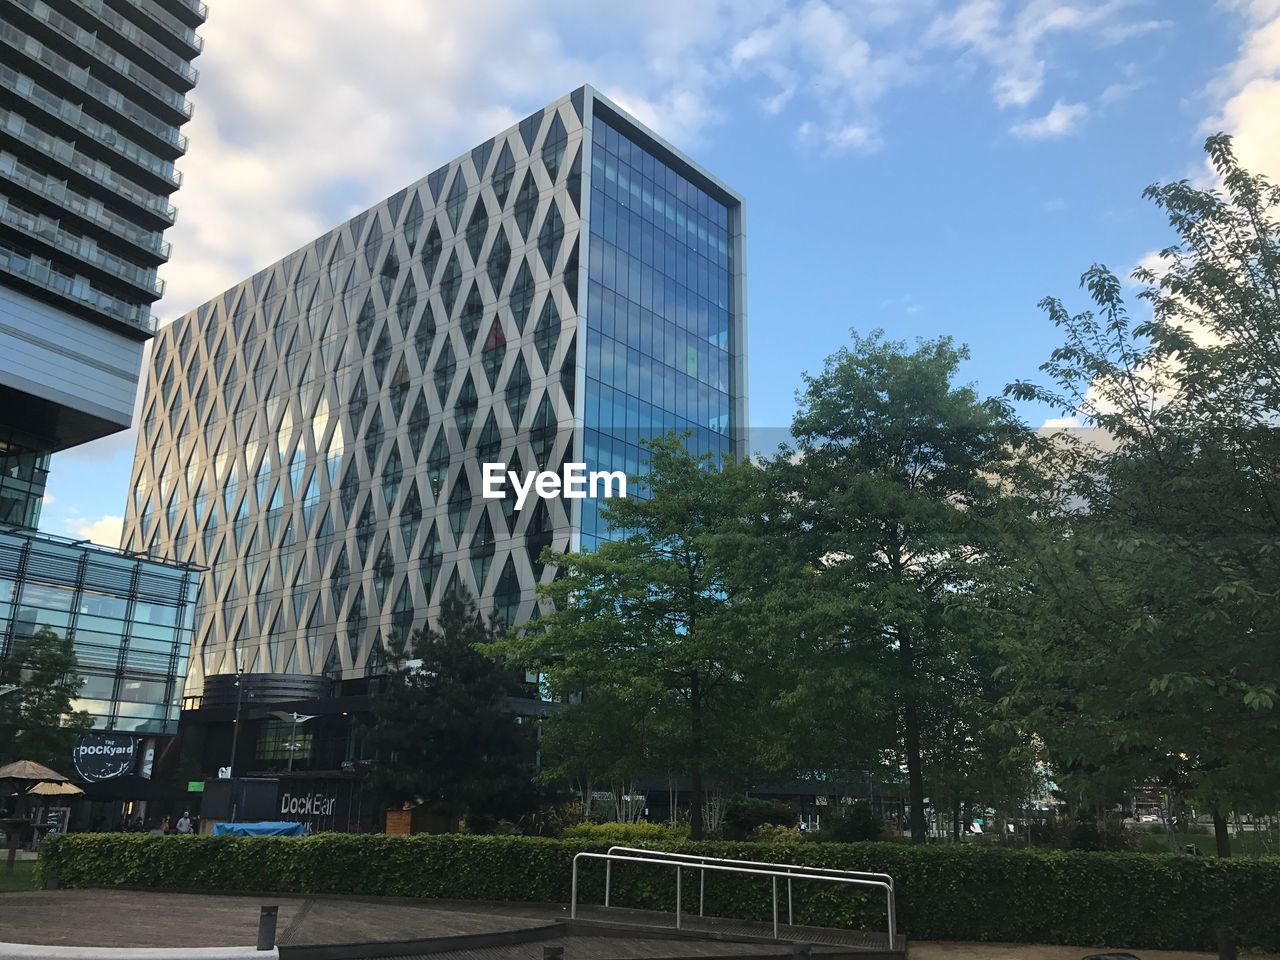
911,943 -> 1278,960
0,890 -> 550,948
0,890 -> 1275,959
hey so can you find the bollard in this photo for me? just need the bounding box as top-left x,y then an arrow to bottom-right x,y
791,944 -> 812,958
44,871 -> 59,891
257,905 -> 278,951
543,946 -> 565,960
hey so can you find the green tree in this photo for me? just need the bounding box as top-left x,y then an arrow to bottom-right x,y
363,591 -> 540,829
0,626 -> 91,772
1004,133 -> 1280,842
776,331 -> 1032,842
494,432 -> 772,839
536,688 -> 661,821
1004,135 -> 1280,959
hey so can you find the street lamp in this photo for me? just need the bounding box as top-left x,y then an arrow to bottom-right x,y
226,656 -> 246,823
227,657 -> 245,780
270,711 -> 317,772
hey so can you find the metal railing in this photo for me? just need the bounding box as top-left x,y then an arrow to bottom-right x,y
0,108 -> 177,223
570,849 -> 896,950
75,0 -> 199,86
115,0 -> 204,54
10,0 -> 194,120
605,845 -> 894,926
0,150 -> 171,259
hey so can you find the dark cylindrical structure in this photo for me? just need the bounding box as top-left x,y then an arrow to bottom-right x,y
257,905 -> 278,951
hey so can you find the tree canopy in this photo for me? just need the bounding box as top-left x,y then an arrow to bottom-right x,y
0,626 -> 91,774
364,591 -> 541,829
1002,134 -> 1280,837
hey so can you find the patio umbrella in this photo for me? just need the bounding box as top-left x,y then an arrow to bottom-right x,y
0,760 -> 71,873
27,781 -> 83,797
0,760 -> 69,783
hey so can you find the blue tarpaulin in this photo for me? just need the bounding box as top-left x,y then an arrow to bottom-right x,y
212,821 -> 307,836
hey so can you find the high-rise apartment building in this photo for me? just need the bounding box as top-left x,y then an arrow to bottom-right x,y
0,0 -> 203,826
123,86 -> 746,713
0,0 -> 204,527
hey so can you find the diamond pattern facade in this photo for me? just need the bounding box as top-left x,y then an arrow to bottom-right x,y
122,86 -> 747,701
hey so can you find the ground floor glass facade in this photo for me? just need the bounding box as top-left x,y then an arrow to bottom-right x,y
0,528 -> 198,735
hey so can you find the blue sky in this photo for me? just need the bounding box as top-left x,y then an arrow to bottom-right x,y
42,0 -> 1280,547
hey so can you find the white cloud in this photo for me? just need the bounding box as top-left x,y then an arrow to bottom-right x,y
41,492 -> 54,507
730,0 -> 909,153
1011,100 -> 1089,139
1205,0 -> 1280,182
927,0 -> 1167,110
68,515 -> 125,549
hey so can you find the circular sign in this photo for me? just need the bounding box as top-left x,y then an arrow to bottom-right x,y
72,733 -> 137,782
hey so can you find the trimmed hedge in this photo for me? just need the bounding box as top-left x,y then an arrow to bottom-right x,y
38,834 -> 1280,951
561,822 -> 687,841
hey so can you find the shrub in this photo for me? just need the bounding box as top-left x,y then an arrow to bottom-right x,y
38,833 -> 1280,951
521,802 -> 586,838
1067,814 -> 1135,852
1149,823 -> 1211,836
560,821 -> 686,842
822,801 -> 885,842
722,797 -> 794,841
750,822 -> 802,843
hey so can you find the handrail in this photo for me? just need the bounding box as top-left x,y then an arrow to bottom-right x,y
570,850 -> 895,950
605,845 -> 893,927
607,845 -> 894,888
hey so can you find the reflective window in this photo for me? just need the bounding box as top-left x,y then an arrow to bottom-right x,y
582,117 -> 734,547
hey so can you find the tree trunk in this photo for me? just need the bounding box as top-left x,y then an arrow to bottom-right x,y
1213,806 -> 1236,960
952,799 -> 961,842
689,679 -> 704,840
898,630 -> 927,842
1213,806 -> 1232,857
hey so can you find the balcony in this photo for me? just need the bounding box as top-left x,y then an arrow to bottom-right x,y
0,23 -> 188,158
0,150 -> 170,263
157,0 -> 207,30
0,195 -> 164,299
113,0 -> 202,59
0,65 -> 182,192
0,107 -> 177,227
0,241 -> 156,335
9,0 -> 194,124
67,0 -> 198,90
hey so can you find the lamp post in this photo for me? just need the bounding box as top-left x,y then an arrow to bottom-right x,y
227,656 -> 244,823
270,711 -> 317,772
227,662 -> 244,779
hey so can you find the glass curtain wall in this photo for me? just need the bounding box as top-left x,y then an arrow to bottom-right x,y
581,116 -> 733,548
0,529 -> 197,734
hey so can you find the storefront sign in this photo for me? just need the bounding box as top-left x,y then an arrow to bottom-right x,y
280,791 -> 337,819
276,779 -> 359,832
71,733 -> 137,782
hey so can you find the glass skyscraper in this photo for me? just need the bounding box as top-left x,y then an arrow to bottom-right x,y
581,115 -> 743,548
123,86 -> 746,704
